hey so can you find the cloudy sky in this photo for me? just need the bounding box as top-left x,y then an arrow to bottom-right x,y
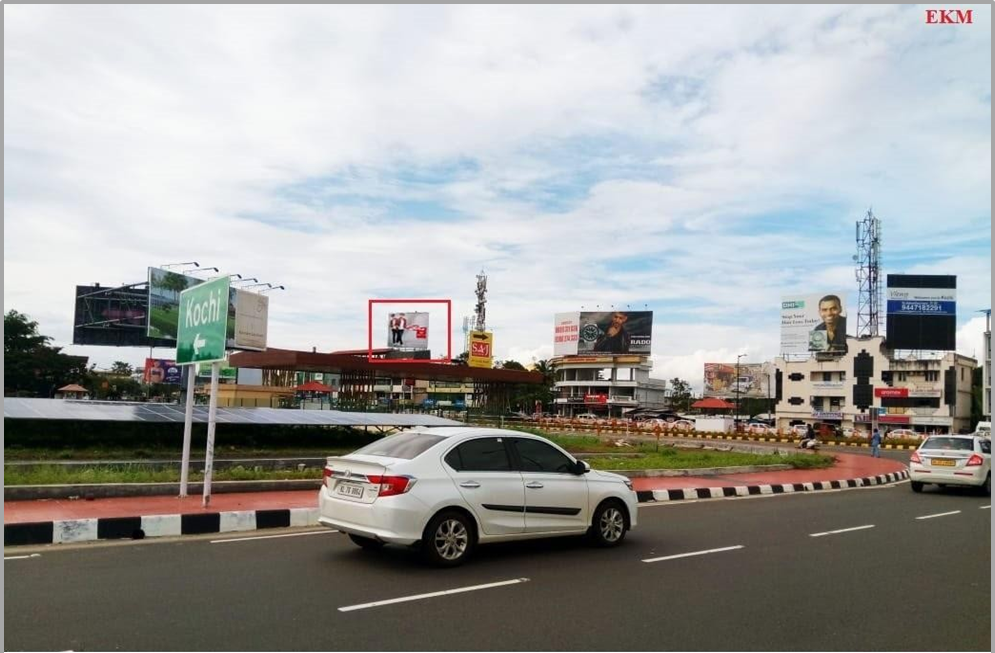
4,5 -> 991,391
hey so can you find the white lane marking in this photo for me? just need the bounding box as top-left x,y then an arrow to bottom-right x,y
210,529 -> 336,544
809,524 -> 875,538
4,553 -> 42,561
915,510 -> 961,520
642,545 -> 744,563
338,578 -> 530,612
980,505 -> 990,510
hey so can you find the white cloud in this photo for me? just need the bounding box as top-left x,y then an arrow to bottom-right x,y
3,5 -> 990,375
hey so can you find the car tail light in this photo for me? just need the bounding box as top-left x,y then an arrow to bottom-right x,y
366,475 -> 416,497
966,454 -> 984,466
910,452 -> 922,464
323,467 -> 334,487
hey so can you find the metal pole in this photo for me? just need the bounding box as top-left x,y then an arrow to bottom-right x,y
179,368 -> 196,497
202,361 -> 221,507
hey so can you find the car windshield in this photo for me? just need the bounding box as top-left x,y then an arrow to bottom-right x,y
922,437 -> 974,451
351,431 -> 446,460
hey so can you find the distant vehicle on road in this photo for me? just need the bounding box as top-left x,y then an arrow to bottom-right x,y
318,427 -> 639,566
909,434 -> 991,495
974,421 -> 991,439
886,428 -> 921,441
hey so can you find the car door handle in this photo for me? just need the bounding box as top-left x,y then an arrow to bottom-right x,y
525,481 -> 544,489
459,481 -> 481,489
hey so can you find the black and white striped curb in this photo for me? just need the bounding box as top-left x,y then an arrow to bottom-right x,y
635,470 -> 910,503
4,507 -> 319,547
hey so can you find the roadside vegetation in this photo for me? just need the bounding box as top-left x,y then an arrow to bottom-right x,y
4,433 -> 833,485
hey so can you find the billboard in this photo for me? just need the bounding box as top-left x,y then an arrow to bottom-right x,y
554,313 -> 581,356
233,289 -> 269,351
386,311 -> 429,349
468,331 -> 494,369
780,292 -> 849,356
74,284 -> 184,348
886,275 -> 956,351
143,358 -> 182,385
197,362 -> 238,380
554,311 -> 653,355
147,267 -> 205,340
703,363 -> 772,399
148,267 -> 267,350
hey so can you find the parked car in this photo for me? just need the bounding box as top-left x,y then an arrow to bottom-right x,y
318,427 -> 639,566
747,423 -> 774,436
909,434 -> 991,495
886,428 -> 921,441
790,424 -> 810,437
573,413 -> 601,421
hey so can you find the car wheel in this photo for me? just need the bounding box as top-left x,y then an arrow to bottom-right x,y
589,500 -> 628,548
422,510 -> 475,567
348,534 -> 385,550
910,481 -> 924,493
984,474 -> 991,496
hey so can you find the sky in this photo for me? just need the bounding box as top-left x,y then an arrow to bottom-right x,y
4,5 -> 991,393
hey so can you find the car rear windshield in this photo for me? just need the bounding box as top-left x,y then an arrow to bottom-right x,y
352,431 -> 446,460
922,437 -> 974,451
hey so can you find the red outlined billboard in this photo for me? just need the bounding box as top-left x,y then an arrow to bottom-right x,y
368,299 -> 451,363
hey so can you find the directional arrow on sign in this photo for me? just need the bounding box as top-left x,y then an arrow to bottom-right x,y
193,333 -> 206,355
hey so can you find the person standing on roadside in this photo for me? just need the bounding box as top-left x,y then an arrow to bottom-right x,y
870,426 -> 882,458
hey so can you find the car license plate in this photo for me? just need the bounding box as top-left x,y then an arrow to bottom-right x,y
336,482 -> 364,498
931,458 -> 956,467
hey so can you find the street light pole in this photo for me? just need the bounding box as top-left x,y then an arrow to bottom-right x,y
736,354 -> 745,427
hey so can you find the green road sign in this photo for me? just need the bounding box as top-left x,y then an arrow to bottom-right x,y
176,276 -> 230,365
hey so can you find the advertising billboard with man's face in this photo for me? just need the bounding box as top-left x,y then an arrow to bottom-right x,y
554,311 -> 653,355
703,363 -> 772,399
780,292 -> 849,356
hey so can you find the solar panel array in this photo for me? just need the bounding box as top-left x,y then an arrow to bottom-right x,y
3,398 -> 463,427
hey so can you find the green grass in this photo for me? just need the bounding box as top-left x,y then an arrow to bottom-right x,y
587,450 -> 834,471
3,465 -> 322,486
4,428 -> 835,485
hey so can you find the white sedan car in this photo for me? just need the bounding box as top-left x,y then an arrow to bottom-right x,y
909,435 -> 991,495
318,427 -> 638,566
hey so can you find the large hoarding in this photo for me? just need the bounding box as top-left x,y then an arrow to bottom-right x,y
148,267 -> 267,350
780,292 -> 849,356
553,311 -> 653,356
703,363 -> 772,399
143,358 -> 182,385
147,267 -> 205,340
886,275 -> 956,351
73,284 -> 176,348
386,311 -> 429,349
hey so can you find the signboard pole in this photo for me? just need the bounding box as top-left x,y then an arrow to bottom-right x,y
179,369 -> 196,497
202,361 -> 221,508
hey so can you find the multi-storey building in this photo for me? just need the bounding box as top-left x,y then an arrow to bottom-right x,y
551,354 -> 668,418
775,336 -> 976,435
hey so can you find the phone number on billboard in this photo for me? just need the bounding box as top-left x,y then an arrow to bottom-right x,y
896,301 -> 946,313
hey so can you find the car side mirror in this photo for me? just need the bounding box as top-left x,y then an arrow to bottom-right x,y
574,460 -> 591,475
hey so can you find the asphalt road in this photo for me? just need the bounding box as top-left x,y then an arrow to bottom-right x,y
5,483 -> 989,651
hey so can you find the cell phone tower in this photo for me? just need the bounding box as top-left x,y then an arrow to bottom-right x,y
473,270 -> 488,332
854,208 -> 883,337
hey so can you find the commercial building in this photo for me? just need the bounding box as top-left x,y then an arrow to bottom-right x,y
550,354 -> 668,418
774,336 -> 976,435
